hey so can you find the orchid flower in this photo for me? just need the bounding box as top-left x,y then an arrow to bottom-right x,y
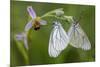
16,32 -> 28,50
25,6 -> 47,32
16,6 -> 48,50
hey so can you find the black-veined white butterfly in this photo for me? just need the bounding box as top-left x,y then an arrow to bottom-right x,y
67,17 -> 91,50
49,21 -> 69,58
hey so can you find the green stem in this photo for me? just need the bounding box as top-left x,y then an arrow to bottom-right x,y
41,15 -> 63,20
39,8 -> 74,24
41,14 -> 73,23
41,8 -> 63,18
14,36 -> 29,65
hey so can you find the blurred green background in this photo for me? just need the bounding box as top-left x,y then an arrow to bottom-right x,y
10,1 -> 95,66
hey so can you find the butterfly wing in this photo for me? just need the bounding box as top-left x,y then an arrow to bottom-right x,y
70,24 -> 83,48
68,23 -> 91,50
75,24 -> 91,50
49,29 -> 61,58
48,22 -> 69,57
53,22 -> 69,51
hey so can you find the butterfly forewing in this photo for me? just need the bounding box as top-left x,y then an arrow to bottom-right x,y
67,24 -> 81,48
53,22 -> 69,51
48,22 -> 69,57
68,23 -> 91,50
59,24 -> 69,49
49,29 -> 61,57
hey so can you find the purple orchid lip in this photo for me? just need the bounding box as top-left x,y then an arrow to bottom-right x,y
27,6 -> 37,19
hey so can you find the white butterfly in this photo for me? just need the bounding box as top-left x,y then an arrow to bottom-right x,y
49,21 -> 69,58
67,18 -> 91,50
